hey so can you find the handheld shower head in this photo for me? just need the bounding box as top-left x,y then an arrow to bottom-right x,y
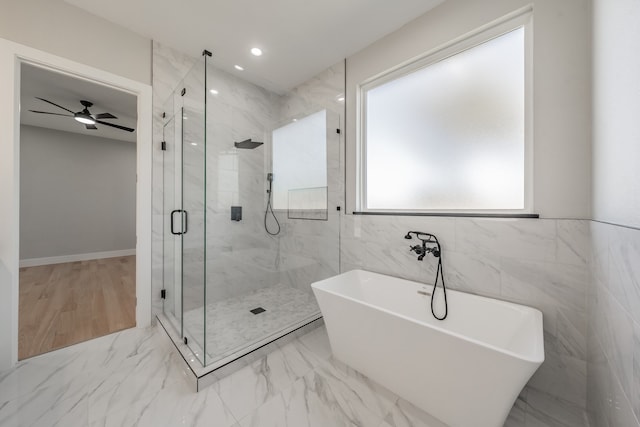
264,173 -> 280,235
405,231 -> 436,242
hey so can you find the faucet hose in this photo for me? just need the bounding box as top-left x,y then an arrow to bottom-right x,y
430,243 -> 448,321
264,178 -> 280,236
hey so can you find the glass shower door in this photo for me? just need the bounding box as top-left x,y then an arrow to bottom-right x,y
179,60 -> 207,365
161,58 -> 207,365
162,100 -> 182,336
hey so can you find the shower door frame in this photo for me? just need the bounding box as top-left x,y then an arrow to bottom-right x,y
160,56 -> 209,365
161,110 -> 183,337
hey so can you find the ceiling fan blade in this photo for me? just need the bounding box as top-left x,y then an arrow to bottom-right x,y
28,110 -> 73,117
85,124 -> 98,130
94,112 -> 118,120
35,97 -> 75,114
95,119 -> 135,133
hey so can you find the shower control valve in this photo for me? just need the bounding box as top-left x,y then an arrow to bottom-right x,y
409,244 -> 425,256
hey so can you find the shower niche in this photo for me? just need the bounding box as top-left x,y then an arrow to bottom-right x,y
156,49 -> 344,380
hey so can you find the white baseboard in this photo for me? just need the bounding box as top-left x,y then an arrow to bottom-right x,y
20,249 -> 136,268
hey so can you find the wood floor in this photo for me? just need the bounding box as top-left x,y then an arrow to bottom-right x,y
19,256 -> 136,360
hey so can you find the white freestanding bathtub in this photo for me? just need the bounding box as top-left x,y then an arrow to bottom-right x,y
311,269 -> 544,427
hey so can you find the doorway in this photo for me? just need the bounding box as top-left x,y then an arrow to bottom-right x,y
18,63 -> 138,359
0,39 -> 152,370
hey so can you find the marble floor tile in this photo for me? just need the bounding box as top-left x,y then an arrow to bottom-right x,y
276,338 -> 325,377
213,328 -> 334,422
0,380 -> 90,427
238,371 -> 382,427
295,323 -> 333,361
0,323 -> 588,427
0,326 -> 159,405
313,356 -> 398,420
504,392 -> 528,427
212,353 -> 291,421
525,387 -> 588,427
89,379 -> 237,427
383,397 -> 448,427
86,357 -> 183,423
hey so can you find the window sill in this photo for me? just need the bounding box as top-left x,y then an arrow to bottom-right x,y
351,211 -> 539,219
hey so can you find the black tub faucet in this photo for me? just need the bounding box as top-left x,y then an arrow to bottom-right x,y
405,231 -> 440,261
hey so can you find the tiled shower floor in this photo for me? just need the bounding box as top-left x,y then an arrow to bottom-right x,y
182,283 -> 321,363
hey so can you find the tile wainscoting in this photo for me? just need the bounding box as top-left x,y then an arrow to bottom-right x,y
341,215 -> 590,426
588,221 -> 640,427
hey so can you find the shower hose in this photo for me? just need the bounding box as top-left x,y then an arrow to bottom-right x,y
430,239 -> 448,321
264,177 -> 280,235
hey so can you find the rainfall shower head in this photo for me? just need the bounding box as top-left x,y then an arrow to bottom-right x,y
234,139 -> 263,149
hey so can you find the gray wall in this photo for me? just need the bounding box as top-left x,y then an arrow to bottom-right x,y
0,0 -> 151,85
20,125 -> 136,259
591,0 -> 640,229
587,0 -> 640,426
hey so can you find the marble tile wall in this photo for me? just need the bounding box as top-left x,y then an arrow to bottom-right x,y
341,215 -> 590,426
271,61 -> 345,295
587,221 -> 640,427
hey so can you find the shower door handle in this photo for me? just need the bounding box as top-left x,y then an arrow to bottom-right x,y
171,209 -> 183,235
182,210 -> 188,235
171,210 -> 188,235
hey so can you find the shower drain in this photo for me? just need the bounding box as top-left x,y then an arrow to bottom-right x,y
250,307 -> 266,314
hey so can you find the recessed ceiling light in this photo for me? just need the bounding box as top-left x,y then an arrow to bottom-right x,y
234,65 -> 244,71
191,142 -> 198,146
250,47 -> 263,56
292,119 -> 297,122
337,96 -> 345,102
209,89 -> 219,95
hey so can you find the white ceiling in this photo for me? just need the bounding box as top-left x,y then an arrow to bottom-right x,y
64,0 -> 445,93
20,63 -> 138,143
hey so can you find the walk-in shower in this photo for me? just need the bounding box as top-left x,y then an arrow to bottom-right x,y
156,49 -> 343,373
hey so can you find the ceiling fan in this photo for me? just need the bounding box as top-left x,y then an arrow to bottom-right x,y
29,97 -> 135,133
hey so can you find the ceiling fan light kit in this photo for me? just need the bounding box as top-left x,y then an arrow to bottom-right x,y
74,114 -> 96,125
29,97 -> 135,132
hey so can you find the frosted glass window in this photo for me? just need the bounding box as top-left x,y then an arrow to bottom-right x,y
364,27 -> 525,211
272,110 -> 327,210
